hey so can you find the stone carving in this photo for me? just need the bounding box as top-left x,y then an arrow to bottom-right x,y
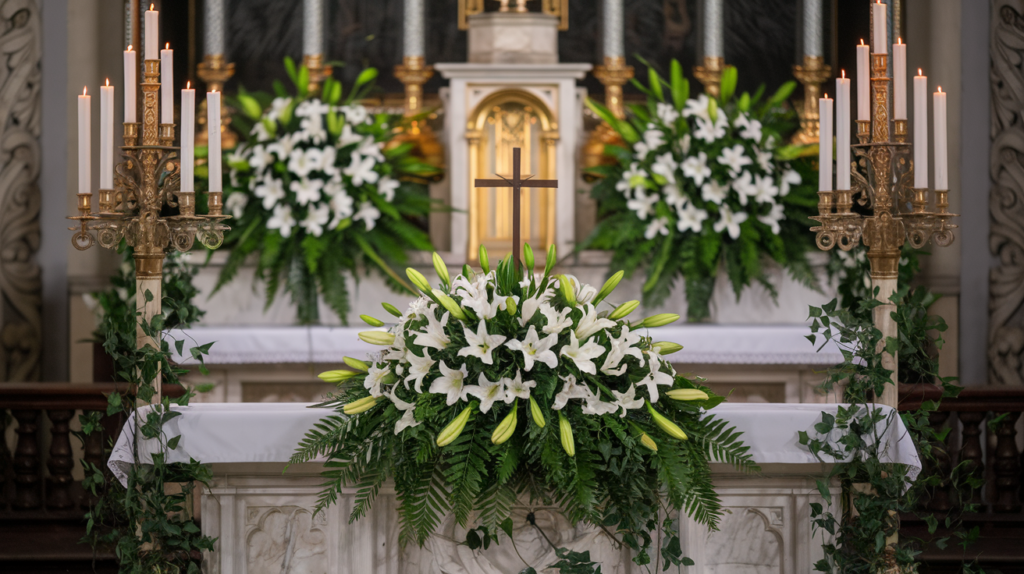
990,1 -> 1024,386
704,508 -> 783,573
245,506 -> 328,574
0,0 -> 41,382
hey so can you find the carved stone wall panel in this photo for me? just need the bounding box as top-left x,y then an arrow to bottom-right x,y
990,1 -> 1024,386
0,0 -> 41,382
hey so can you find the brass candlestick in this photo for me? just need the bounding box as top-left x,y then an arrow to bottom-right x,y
809,51 -> 957,408
302,53 -> 332,95
792,55 -> 832,145
584,56 -> 634,172
694,56 -> 725,98
391,55 -> 443,172
69,56 -> 230,402
196,53 -> 237,149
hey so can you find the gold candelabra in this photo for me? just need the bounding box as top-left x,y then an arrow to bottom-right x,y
584,56 -> 634,172
810,51 -> 956,407
792,55 -> 832,145
392,55 -> 444,174
694,56 -> 725,98
68,56 -> 230,401
197,53 -> 237,149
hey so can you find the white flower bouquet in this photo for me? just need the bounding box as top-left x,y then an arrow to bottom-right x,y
292,244 -> 757,567
213,58 -> 438,324
584,60 -> 820,321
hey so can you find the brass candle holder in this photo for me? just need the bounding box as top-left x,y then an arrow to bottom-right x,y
196,53 -> 237,149
302,53 -> 332,95
584,56 -> 634,172
809,51 -> 957,407
391,55 -> 444,173
68,56 -> 230,401
694,56 -> 725,98
791,55 -> 832,145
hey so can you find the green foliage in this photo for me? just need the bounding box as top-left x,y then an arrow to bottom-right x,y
79,247 -> 216,573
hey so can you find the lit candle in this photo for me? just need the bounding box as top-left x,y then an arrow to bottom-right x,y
207,91 -> 222,192
124,46 -> 136,123
78,87 -> 91,196
803,0 -> 823,58
404,0 -> 425,58
703,0 -> 723,59
872,1 -> 887,55
914,69 -> 928,188
893,38 -> 907,120
100,80 -> 114,190
145,5 -> 159,60
603,0 -> 624,59
160,43 -> 173,124
181,82 -> 195,193
857,40 -> 870,121
819,94 -> 833,192
934,87 -> 947,190
303,0 -> 324,56
204,0 -> 225,56
836,73 -> 851,190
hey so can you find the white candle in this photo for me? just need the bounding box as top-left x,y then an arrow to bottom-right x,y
836,75 -> 851,190
914,70 -> 928,188
303,0 -> 324,56
160,44 -> 173,124
124,47 -> 136,123
803,0 -> 823,58
872,1 -> 887,55
78,88 -> 91,196
819,95 -> 833,192
404,0 -> 425,58
204,0 -> 225,56
893,38 -> 907,120
934,87 -> 948,190
207,91 -> 222,192
145,6 -> 159,61
100,81 -> 114,190
181,83 -> 195,193
857,41 -> 870,121
603,0 -> 624,59
703,0 -> 723,59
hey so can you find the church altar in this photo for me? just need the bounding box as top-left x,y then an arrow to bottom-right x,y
108,402 -> 920,574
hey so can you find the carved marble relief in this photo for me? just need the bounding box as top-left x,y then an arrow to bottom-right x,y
704,508 -> 784,574
990,1 -> 1024,386
0,0 -> 41,382
245,506 -> 329,574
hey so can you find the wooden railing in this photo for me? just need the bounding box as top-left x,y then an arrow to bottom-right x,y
898,383 -> 1024,573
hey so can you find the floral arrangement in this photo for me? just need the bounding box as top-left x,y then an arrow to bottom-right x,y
292,244 -> 757,567
584,60 -> 820,321
214,58 -> 437,324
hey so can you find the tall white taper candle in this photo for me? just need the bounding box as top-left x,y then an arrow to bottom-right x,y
893,39 -> 907,120
819,94 -> 833,192
872,1 -> 887,55
207,91 -> 222,192
145,6 -> 159,60
836,75 -> 851,190
100,81 -> 114,190
78,88 -> 91,196
303,0 -> 324,56
403,0 -> 425,58
603,0 -> 624,58
204,0 -> 225,55
914,70 -> 928,188
934,87 -> 948,190
181,84 -> 195,193
857,41 -> 870,121
803,0 -> 823,58
703,0 -> 723,59
160,44 -> 173,124
124,47 -> 136,123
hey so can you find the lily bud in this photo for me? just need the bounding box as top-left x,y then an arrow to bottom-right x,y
529,396 -> 546,428
608,300 -> 640,320
646,401 -> 688,441
358,331 -> 396,346
437,406 -> 473,447
558,413 -> 575,457
505,297 -> 518,316
343,356 -> 369,372
479,245 -> 490,273
406,268 -> 432,293
491,407 -> 518,445
432,289 -> 469,321
640,432 -> 658,451
544,244 -> 557,276
523,243 -> 535,270
558,275 -> 577,307
593,270 -> 624,305
432,252 -> 450,286
641,313 -> 680,328
665,389 -> 709,402
360,315 -> 385,327
318,369 -> 359,383
381,302 -> 403,318
652,341 -> 683,355
343,395 -> 379,415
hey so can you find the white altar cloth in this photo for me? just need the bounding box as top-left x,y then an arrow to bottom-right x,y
165,324 -> 845,366
108,402 -> 919,487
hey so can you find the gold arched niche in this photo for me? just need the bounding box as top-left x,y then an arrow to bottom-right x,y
466,89 -> 559,263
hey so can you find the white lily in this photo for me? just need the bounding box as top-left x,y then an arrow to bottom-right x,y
757,201 -> 786,235
329,192 -> 355,227
506,325 -> 558,372
504,370 -> 537,401
414,310 -> 451,351
560,331 -> 606,375
645,217 -> 670,240
756,149 -> 774,173
552,374 -> 592,410
364,364 -> 391,397
254,177 -> 286,210
701,180 -> 729,205
404,349 -> 435,393
267,204 -> 296,238
656,102 -> 680,124
389,386 -> 420,434
319,146 -> 338,176
540,303 -> 573,335
300,203 -> 330,237
693,114 -> 727,143
290,177 -> 324,206
676,201 -> 709,234
651,152 -> 678,184
626,189 -> 658,220
458,320 -> 507,365
341,104 -> 369,125
357,136 -> 385,162
731,170 -> 757,206
664,183 -> 687,208
465,373 -> 506,413
344,155 -> 380,187
247,144 -> 275,172
617,162 -> 646,195
752,174 -> 780,204
682,152 -> 712,187
737,114 -> 763,141
581,390 -> 619,416
428,361 -> 471,405
352,201 -> 381,231
610,384 -> 646,417
718,144 -> 752,173
637,369 -> 674,403
377,176 -> 400,202
780,169 -> 801,197
713,205 -> 748,240
337,123 -> 363,147
600,326 -> 644,376
288,147 -> 321,178
682,94 -> 712,121
575,304 -> 616,341
225,193 -> 248,219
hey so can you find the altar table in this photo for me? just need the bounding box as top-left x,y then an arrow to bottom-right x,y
110,403 -> 919,574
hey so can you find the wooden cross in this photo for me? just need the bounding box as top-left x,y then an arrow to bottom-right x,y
474,147 -> 558,269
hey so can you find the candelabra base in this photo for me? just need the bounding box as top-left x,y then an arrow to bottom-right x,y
694,56 -> 725,98
303,54 -> 333,95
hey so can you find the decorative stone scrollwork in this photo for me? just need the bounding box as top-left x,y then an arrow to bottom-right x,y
0,0 -> 41,382
990,1 -> 1024,385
